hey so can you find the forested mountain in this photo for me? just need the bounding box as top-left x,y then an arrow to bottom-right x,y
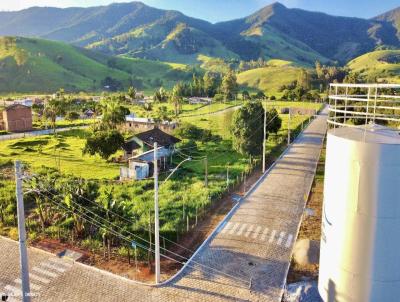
374,7 -> 400,39
0,2 -> 399,65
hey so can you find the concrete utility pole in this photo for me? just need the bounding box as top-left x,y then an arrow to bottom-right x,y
204,156 -> 208,188
15,161 -> 31,302
226,166 -> 229,188
287,110 -> 291,145
153,143 -> 160,284
262,102 -> 267,173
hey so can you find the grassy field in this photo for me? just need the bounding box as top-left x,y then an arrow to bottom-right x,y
347,50 -> 400,83
0,129 -> 122,179
0,36 -> 192,93
127,101 -> 242,120
0,101 -> 322,181
32,118 -> 97,130
237,64 -> 305,95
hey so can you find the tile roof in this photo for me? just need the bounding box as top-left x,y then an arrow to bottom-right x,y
135,127 -> 180,147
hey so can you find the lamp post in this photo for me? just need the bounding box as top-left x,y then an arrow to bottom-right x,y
153,143 -> 191,284
15,161 -> 31,302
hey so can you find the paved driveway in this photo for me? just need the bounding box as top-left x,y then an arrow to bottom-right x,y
0,110 -> 327,301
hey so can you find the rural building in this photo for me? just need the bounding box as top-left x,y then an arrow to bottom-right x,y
120,114 -> 178,134
281,107 -> 317,115
188,97 -> 212,105
120,128 -> 181,180
122,127 -> 181,158
0,104 -> 33,132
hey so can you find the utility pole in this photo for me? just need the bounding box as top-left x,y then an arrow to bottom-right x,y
15,161 -> 31,302
153,143 -> 160,284
226,166 -> 229,188
204,156 -> 208,188
288,110 -> 291,145
262,101 -> 267,173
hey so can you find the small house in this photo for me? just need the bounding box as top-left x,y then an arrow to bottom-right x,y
122,127 -> 181,159
188,97 -> 212,105
0,104 -> 33,132
120,115 -> 178,134
120,128 -> 181,180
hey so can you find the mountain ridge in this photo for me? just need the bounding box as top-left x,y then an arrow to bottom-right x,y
0,2 -> 399,65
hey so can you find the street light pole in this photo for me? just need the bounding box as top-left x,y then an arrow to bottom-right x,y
262,100 -> 267,173
153,146 -> 191,284
15,161 -> 31,302
153,143 -> 160,284
288,110 -> 291,145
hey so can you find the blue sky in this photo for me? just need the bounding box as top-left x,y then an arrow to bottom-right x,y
1,1 -> 399,22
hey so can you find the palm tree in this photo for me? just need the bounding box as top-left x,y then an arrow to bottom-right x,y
170,83 -> 184,116
100,98 -> 129,130
128,86 -> 136,101
44,97 -> 66,133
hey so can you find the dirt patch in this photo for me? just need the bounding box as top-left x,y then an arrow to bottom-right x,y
286,145 -> 325,283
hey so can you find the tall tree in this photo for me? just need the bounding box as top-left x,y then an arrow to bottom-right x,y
221,71 -> 238,101
170,83 -> 185,116
83,130 -> 124,160
100,99 -> 129,130
154,87 -> 168,103
203,72 -> 217,97
231,102 -> 282,156
44,89 -> 67,133
297,68 -> 311,90
128,86 -> 136,101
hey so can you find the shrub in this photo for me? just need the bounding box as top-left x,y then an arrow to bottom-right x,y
175,123 -> 214,143
65,111 -> 80,121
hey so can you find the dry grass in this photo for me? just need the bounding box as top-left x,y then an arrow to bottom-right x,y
287,144 -> 325,283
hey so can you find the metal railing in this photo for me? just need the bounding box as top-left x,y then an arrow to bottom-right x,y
328,83 -> 400,130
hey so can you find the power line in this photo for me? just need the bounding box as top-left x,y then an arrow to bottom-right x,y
29,188 -> 251,285
28,181 -> 252,282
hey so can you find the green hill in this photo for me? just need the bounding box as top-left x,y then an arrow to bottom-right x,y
0,2 -> 398,65
347,50 -> 400,83
237,61 -> 304,94
0,36 -> 192,93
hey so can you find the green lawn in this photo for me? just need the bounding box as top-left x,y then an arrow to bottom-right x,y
33,118 -> 97,130
0,129 -> 122,179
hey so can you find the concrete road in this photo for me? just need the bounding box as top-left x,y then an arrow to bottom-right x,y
0,110 -> 327,301
0,126 -> 89,142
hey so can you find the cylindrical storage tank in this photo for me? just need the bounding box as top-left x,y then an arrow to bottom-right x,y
319,125 -> 400,302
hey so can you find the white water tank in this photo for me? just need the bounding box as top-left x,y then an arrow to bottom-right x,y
319,125 -> 400,302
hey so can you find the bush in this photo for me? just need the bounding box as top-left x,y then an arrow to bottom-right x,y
65,111 -> 80,121
178,140 -> 198,153
213,94 -> 224,103
83,130 -> 124,160
175,123 -> 213,142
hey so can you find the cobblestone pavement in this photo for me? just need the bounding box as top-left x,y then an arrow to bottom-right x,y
0,110 -> 327,302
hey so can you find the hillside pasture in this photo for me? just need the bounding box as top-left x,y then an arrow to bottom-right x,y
237,65 -> 304,94
347,50 -> 400,83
